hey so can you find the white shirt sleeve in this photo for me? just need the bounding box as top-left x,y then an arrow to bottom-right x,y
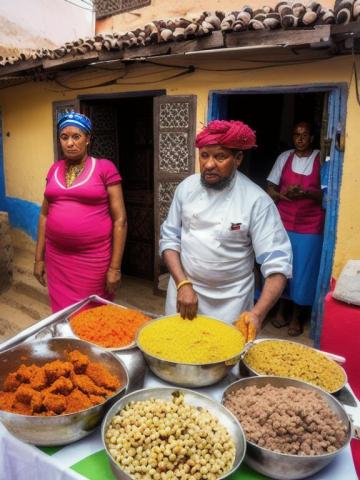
267,150 -> 293,186
250,198 -> 293,279
159,183 -> 183,255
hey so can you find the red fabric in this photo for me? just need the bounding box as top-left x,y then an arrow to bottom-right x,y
320,280 -> 360,476
277,151 -> 325,234
195,120 -> 256,150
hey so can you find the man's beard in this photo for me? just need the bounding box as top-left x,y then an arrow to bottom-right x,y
200,169 -> 236,190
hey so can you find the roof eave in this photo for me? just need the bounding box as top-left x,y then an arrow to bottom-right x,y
0,23 -> 358,81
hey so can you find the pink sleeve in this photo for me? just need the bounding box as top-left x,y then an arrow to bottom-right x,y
99,159 -> 122,186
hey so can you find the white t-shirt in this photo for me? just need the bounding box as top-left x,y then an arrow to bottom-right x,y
267,149 -> 320,186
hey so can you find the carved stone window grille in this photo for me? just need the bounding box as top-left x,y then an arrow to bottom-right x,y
94,0 -> 151,19
159,103 -> 190,129
159,133 -> 189,173
153,95 -> 196,293
159,181 -> 180,224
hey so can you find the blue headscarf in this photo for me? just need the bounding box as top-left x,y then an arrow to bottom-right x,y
57,112 -> 92,134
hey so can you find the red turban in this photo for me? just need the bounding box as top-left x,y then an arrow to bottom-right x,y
195,120 -> 256,150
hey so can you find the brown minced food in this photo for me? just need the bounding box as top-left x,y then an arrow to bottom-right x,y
224,384 -> 348,456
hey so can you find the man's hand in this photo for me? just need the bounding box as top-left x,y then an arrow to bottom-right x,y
33,260 -> 47,286
234,311 -> 261,342
247,311 -> 263,336
177,284 -> 198,320
106,268 -> 121,294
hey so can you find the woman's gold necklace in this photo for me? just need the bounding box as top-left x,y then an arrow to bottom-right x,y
65,162 -> 85,187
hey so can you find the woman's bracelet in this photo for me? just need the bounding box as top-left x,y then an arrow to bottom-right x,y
176,279 -> 193,290
109,266 -> 121,272
34,259 -> 44,264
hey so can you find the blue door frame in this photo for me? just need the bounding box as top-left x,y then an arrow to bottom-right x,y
208,84 -> 348,346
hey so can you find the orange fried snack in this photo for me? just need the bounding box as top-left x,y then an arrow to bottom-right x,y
71,373 -> 108,396
68,350 -> 89,374
15,385 -> 43,414
4,372 -> 21,392
44,360 -> 73,383
16,364 -> 39,383
234,312 -> 257,343
65,388 -> 92,413
31,390 -> 44,413
0,391 -> 15,411
85,363 -> 120,391
42,392 -> 66,415
15,385 -> 38,405
47,376 -> 74,396
88,394 -> 105,406
30,368 -> 48,391
0,351 -> 121,416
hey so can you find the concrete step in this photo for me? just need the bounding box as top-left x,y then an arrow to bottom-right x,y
116,275 -> 165,317
0,300 -> 39,343
12,282 -> 50,309
12,249 -> 49,298
10,228 -> 36,256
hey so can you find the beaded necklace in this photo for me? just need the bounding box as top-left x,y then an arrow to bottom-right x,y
65,162 -> 85,187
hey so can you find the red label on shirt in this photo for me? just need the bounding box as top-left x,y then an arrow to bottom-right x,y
230,223 -> 242,231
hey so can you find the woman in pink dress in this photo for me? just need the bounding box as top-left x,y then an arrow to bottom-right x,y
34,112 -> 127,312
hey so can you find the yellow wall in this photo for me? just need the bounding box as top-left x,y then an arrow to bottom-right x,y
333,79 -> 360,277
0,54 -> 358,277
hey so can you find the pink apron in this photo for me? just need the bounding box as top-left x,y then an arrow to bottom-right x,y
277,151 -> 325,234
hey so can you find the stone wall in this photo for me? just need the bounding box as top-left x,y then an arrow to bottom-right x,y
0,212 -> 13,293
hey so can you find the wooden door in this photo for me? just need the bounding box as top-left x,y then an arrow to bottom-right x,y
83,99 -> 155,280
153,95 -> 197,293
118,97 -> 154,280
83,103 -> 119,166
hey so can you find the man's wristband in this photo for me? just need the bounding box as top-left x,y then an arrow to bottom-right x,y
176,279 -> 192,290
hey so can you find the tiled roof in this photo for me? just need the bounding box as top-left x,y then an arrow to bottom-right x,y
0,0 -> 358,68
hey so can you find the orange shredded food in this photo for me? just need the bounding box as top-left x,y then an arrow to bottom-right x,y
0,350 -> 121,416
70,305 -> 150,348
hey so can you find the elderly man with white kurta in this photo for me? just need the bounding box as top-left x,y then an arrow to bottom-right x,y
160,120 -> 292,338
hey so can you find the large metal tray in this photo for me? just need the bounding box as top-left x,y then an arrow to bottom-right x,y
0,295 -> 148,393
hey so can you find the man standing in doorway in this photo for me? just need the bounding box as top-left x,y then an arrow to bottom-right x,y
160,120 -> 292,337
267,122 -> 325,336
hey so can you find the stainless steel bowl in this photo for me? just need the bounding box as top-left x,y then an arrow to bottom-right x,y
102,386 -> 247,480
0,338 -> 128,445
222,376 -> 352,480
136,315 -> 244,387
242,338 -> 348,394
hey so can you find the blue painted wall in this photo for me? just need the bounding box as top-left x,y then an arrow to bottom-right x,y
5,197 -> 40,239
0,110 -> 40,240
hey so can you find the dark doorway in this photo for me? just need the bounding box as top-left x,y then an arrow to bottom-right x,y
210,89 -> 329,335
81,95 -> 158,281
214,91 -> 326,190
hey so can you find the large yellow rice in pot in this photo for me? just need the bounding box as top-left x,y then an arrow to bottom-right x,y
138,315 -> 245,364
